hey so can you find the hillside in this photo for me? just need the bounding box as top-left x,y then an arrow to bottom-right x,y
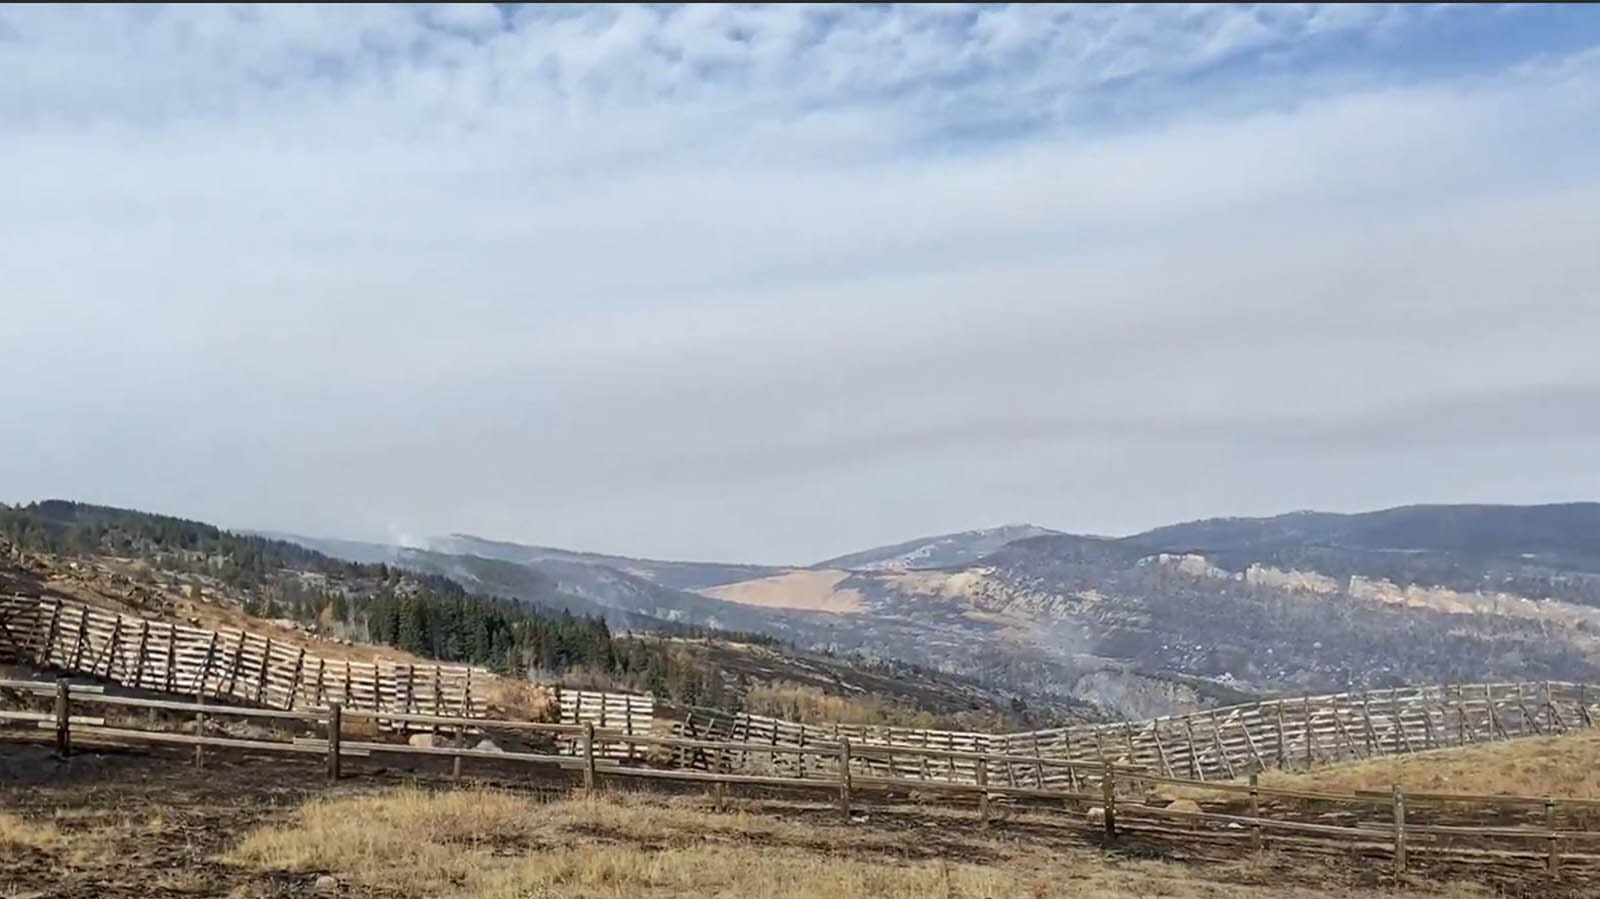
263,503 -> 1600,720
811,523 -> 1063,571
426,533 -> 785,591
1123,503 -> 1600,606
1262,727 -> 1600,799
1,501 -> 1080,729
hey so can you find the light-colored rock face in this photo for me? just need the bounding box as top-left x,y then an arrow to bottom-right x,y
1243,564 -> 1341,594
1347,575 -> 1600,639
1147,554 -> 1232,580
886,567 -> 999,601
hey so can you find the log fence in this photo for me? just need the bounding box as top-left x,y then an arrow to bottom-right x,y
6,595 -> 1600,788
0,596 -> 651,754
7,676 -> 1600,881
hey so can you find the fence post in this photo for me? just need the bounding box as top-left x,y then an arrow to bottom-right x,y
452,727 -> 464,781
976,757 -> 990,827
1302,695 -> 1313,769
583,723 -> 597,797
194,694 -> 206,769
326,703 -> 342,782
1546,798 -> 1560,874
1248,772 -> 1262,853
1101,767 -> 1116,838
53,678 -> 70,759
1391,783 -> 1406,876
1274,702 -> 1286,769
838,738 -> 853,822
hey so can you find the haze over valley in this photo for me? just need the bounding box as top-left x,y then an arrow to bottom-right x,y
261,501 -> 1600,719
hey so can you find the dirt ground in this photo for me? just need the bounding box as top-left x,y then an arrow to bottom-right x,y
0,734 -> 1591,899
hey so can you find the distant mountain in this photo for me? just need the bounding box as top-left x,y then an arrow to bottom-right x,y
245,531 -> 403,566
1127,503 -> 1600,562
1122,503 -> 1600,604
813,524 -> 1063,571
258,531 -> 833,639
427,534 -> 786,591
10,501 -> 1092,728
253,502 -> 1600,720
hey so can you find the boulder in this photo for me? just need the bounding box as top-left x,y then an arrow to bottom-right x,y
1166,798 -> 1202,815
312,874 -> 339,893
474,737 -> 504,753
407,732 -> 442,748
1085,805 -> 1106,825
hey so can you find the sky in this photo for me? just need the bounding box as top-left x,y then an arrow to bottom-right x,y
6,4 -> 1600,565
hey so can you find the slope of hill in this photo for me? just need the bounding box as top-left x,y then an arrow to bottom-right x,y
263,504 -> 1600,720
1122,503 -> 1600,605
427,533 -> 784,591
812,523 -> 1062,571
2,501 -> 1080,728
1128,503 -> 1600,564
1262,727 -> 1600,799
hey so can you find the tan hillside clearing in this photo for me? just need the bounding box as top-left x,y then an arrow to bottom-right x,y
699,569 -> 864,613
223,786 -> 1494,899
1262,728 -> 1600,799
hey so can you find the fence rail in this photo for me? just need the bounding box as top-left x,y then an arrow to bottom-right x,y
666,681 -> 1600,785
5,677 -> 1600,880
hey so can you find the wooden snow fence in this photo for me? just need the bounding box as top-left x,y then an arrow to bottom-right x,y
0,595 -> 657,754
0,595 -> 491,724
670,683 -> 1600,786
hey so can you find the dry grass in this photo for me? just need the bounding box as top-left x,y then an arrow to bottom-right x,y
224,786 -> 1489,899
0,813 -> 61,851
1263,729 -> 1600,798
700,569 -> 865,613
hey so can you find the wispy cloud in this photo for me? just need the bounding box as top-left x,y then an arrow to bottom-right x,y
4,4 -> 1600,562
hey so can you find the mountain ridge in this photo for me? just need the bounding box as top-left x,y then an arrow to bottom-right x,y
181,501 -> 1600,718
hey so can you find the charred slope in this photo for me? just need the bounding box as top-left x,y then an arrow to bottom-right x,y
1120,503 -> 1600,606
973,536 -> 1600,693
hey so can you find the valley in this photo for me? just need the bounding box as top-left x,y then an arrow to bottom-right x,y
12,499 -> 1600,724
267,503 -> 1600,720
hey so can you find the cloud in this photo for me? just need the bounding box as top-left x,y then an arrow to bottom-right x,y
3,4 -> 1600,562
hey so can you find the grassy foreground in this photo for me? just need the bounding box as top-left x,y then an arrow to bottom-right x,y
1262,728 -> 1600,798
220,787 -> 1491,899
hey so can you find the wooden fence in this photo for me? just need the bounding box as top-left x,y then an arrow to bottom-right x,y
0,596 -> 652,755
554,689 -> 655,760
0,595 -> 492,719
671,682 -> 1600,785
5,677 -> 1600,881
991,681 -> 1597,782
6,594 -> 1599,786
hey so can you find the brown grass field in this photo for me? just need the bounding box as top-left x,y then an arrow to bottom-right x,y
5,731 -> 1590,899
1262,728 -> 1600,799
